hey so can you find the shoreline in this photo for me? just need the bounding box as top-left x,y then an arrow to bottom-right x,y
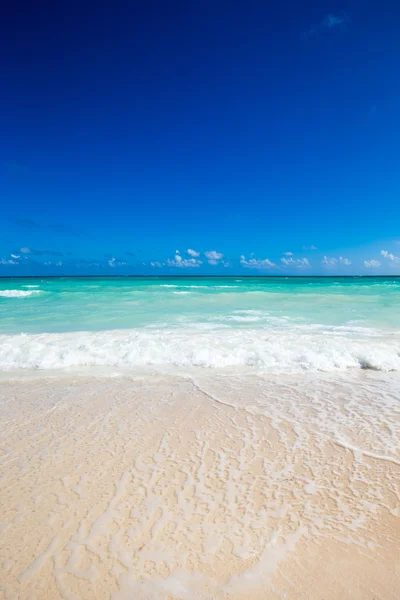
1,372 -> 399,599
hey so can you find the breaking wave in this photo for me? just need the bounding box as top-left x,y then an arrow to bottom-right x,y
0,328 -> 399,372
0,290 -> 41,298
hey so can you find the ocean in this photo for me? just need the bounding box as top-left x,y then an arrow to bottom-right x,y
0,275 -> 399,373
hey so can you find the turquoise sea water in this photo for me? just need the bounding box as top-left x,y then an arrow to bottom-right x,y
0,276 -> 399,372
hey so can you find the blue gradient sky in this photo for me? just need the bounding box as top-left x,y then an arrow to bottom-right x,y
1,0 -> 400,275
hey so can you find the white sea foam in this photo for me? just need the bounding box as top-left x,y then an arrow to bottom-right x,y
0,290 -> 41,298
159,284 -> 239,290
191,370 -> 400,463
0,328 -> 399,372
214,315 -> 262,322
159,285 -> 207,289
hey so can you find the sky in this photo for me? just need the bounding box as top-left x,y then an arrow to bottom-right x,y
1,0 -> 400,275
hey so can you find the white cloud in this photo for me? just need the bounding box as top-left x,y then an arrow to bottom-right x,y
364,260 -> 381,268
11,254 -> 20,259
380,250 -> 400,264
281,257 -> 310,267
108,257 -> 127,267
150,261 -> 163,267
283,252 -> 293,256
56,261 -> 62,267
167,253 -> 202,268
302,245 -> 318,251
322,256 -> 351,266
322,256 -> 337,265
20,247 -> 31,254
187,248 -> 200,257
0,258 -> 18,265
240,255 -> 276,269
204,250 -> 223,265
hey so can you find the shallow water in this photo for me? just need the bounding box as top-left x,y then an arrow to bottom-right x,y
0,276 -> 399,373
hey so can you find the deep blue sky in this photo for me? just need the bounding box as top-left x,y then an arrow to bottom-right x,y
1,0 -> 400,275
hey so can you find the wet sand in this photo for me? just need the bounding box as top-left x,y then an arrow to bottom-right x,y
0,373 -> 399,599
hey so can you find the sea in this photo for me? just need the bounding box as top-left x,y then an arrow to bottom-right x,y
0,275 -> 399,374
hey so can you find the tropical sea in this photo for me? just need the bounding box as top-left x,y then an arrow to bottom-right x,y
0,275 -> 399,373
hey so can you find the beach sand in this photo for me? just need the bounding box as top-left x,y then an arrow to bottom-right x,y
1,373 -> 399,599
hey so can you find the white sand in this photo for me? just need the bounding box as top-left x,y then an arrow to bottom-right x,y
0,372 -> 399,599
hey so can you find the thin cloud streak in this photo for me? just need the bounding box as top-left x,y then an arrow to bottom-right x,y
304,13 -> 349,37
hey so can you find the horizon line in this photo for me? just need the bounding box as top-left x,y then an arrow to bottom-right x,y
0,274 -> 398,279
